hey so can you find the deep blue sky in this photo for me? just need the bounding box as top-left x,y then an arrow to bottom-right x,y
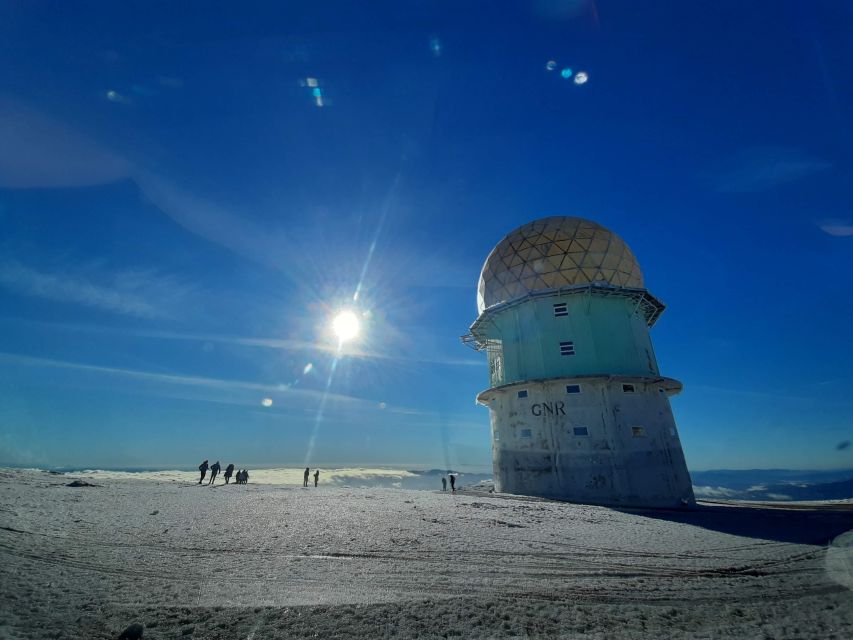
1,1 -> 851,471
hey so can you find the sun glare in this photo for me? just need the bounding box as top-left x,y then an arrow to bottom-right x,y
331,310 -> 361,343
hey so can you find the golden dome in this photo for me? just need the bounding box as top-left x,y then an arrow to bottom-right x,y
477,216 -> 644,313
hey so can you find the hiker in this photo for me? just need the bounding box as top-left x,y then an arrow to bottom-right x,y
224,463 -> 235,484
208,461 -> 221,485
243,469 -> 249,484
441,477 -> 447,491
313,469 -> 319,487
198,460 -> 209,484
449,474 -> 456,493
303,467 -> 310,487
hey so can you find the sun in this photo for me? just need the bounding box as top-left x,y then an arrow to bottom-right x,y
331,310 -> 361,344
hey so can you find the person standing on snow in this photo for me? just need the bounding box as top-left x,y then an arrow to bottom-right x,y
208,461 -> 221,485
198,460 -> 209,485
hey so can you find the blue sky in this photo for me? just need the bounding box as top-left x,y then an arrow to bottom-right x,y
0,1 -> 851,471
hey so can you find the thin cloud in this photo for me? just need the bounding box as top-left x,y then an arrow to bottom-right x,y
0,98 -> 131,189
819,219 -> 853,237
136,172 -> 476,291
134,172 -> 301,276
713,147 -> 831,193
0,352 -> 373,407
0,102 -> 474,293
1,319 -> 485,367
0,352 -> 450,420
0,260 -> 192,318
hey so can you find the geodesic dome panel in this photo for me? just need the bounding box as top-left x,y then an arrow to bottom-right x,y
477,216 -> 644,313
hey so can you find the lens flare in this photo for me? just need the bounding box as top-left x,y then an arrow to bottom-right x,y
574,71 -> 589,85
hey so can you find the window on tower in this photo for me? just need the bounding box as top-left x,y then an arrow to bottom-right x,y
517,389 -> 528,399
553,302 -> 568,317
520,428 -> 532,438
631,426 -> 645,437
622,383 -> 635,393
566,384 -> 581,394
573,426 -> 589,436
559,341 -> 575,356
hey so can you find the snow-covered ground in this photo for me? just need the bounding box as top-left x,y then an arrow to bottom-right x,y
1,468 -> 852,639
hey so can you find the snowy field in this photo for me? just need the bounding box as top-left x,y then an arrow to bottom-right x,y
1,468 -> 852,639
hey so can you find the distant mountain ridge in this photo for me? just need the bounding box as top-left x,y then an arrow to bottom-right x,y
691,468 -> 853,501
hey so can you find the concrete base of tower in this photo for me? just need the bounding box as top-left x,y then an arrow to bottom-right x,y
477,375 -> 695,509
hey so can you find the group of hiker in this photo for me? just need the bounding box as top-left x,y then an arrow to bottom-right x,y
197,461 -> 322,487
198,460 -> 460,492
441,474 -> 457,493
198,460 -> 249,485
303,467 -> 319,487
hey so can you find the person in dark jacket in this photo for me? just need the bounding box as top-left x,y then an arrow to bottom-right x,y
208,461 -> 221,485
303,467 -> 310,487
313,469 -> 319,487
449,474 -> 456,493
198,460 -> 209,484
224,463 -> 235,484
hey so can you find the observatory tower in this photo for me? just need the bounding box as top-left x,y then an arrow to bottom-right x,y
464,217 -> 694,508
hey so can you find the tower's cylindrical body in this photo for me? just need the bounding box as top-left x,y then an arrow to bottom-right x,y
466,217 -> 694,508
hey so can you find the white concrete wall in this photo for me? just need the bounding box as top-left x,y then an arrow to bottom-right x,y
479,376 -> 695,508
